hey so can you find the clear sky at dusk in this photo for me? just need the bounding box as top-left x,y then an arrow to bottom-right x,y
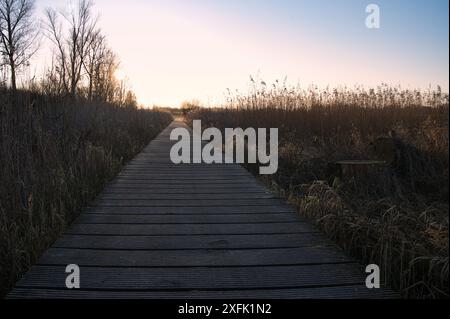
34,0 -> 449,107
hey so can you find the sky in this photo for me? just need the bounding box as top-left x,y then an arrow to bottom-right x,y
32,0 -> 449,107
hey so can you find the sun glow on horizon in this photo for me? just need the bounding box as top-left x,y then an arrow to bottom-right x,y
114,69 -> 127,82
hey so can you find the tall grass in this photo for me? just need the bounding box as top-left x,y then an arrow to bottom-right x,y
188,82 -> 449,298
0,89 -> 173,297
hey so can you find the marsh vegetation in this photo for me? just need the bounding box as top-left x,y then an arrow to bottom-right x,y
187,81 -> 449,298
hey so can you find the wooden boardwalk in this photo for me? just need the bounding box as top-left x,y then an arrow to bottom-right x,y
9,121 -> 396,299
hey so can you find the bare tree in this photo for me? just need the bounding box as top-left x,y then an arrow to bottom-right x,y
42,0 -> 134,106
0,0 -> 38,91
44,0 -> 97,98
84,28 -> 105,100
123,90 -> 137,108
88,42 -> 122,103
97,47 -> 120,102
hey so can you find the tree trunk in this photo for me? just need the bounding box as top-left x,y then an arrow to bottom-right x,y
88,70 -> 93,101
10,57 -> 16,92
70,75 -> 76,99
70,43 -> 77,99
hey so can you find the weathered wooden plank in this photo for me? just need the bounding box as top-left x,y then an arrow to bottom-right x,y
122,167 -> 246,172
66,222 -> 315,236
121,166 -> 246,170
83,206 -> 296,214
118,175 -> 253,179
108,180 -> 263,186
37,246 -> 353,267
124,162 -> 245,167
111,180 -> 259,185
104,184 -> 266,191
76,212 -> 298,224
7,286 -> 398,299
101,188 -> 269,194
116,176 -> 254,180
119,167 -> 249,172
53,233 -> 328,250
97,193 -> 274,200
115,176 -> 255,182
92,199 -> 285,207
16,263 -> 366,290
